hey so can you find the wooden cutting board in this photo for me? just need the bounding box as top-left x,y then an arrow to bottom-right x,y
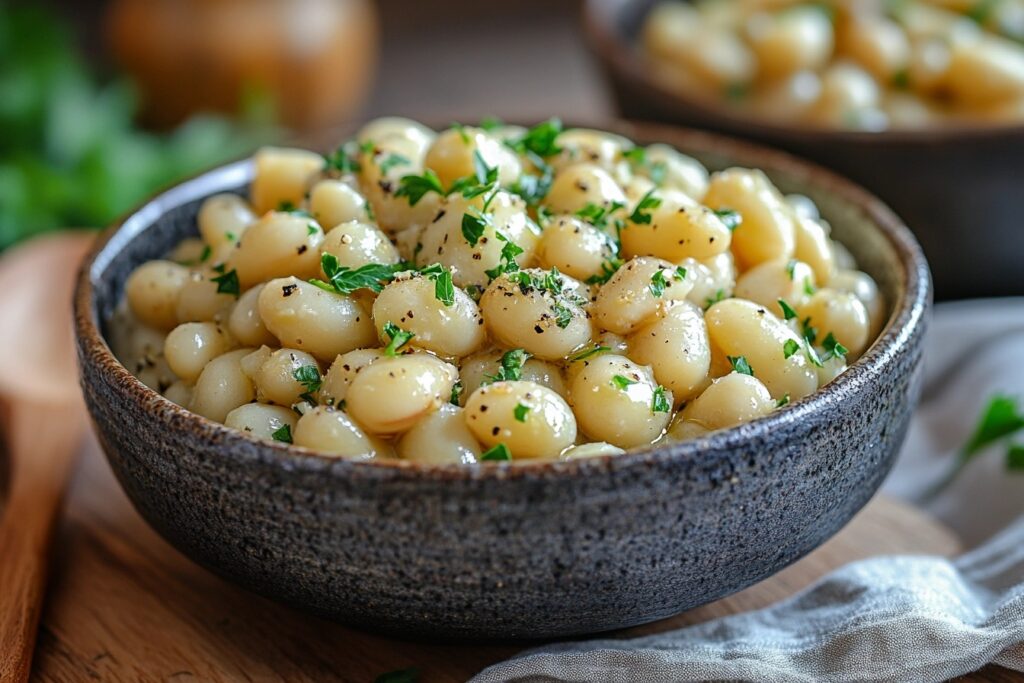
26,430 -> 1013,682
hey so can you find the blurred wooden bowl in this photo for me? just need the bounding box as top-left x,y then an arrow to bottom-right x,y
582,0 -> 1024,300
107,0 -> 378,131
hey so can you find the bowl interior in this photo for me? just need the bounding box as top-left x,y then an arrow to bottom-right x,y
83,120 -> 928,474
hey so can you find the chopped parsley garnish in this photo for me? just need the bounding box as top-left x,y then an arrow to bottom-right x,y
307,222 -> 319,236
510,169 -> 553,206
484,232 -> 525,280
293,365 -> 323,394
585,258 -> 624,285
649,270 -> 670,298
395,168 -> 445,206
323,140 -> 363,174
450,380 -> 463,406
704,289 -> 727,309
714,209 -> 743,231
377,152 -> 411,175
803,277 -> 816,297
967,0 -> 1000,24
485,348 -> 531,383
776,394 -> 791,408
199,245 -> 212,263
804,342 -> 824,368
569,345 -> 611,362
628,189 -> 662,225
821,332 -> 849,361
801,316 -> 818,345
277,201 -> 313,216
728,355 -> 754,376
652,386 -> 671,413
507,118 -> 563,158
785,260 -> 798,280
648,267 -> 687,297
461,212 -> 487,247
778,299 -> 798,321
514,403 -> 530,422
481,443 -> 512,461
892,69 -> 911,90
623,146 -> 645,165
211,268 -> 240,297
478,116 -> 504,131
611,374 -> 636,390
552,302 -> 574,329
783,339 -> 800,360
428,266 -> 455,306
574,201 -> 625,230
383,321 -> 415,357
622,146 -> 667,185
271,424 -> 293,444
309,254 -> 398,295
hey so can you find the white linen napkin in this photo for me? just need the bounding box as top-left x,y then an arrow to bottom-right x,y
471,298 -> 1024,683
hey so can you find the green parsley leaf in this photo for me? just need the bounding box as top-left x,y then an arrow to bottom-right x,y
805,343 -> 824,368
585,258 -> 624,285
324,140 -> 362,174
551,302 -> 573,329
967,0 -> 1000,24
312,254 -> 398,295
478,116 -> 504,131
395,169 -> 445,206
574,201 -> 625,230
714,209 -> 743,231
374,667 -> 421,683
293,365 -> 323,394
821,332 -> 849,361
704,288 -> 726,310
430,266 -> 455,306
510,169 -> 553,206
569,345 -> 611,362
483,232 -> 525,280
383,321 -> 415,357
923,395 -> 1024,502
378,152 -> 411,175
786,260 -> 798,280
461,212 -> 487,247
628,189 -> 662,225
623,147 -> 646,165
963,395 -> 1024,457
307,222 -> 319,236
485,348 -> 531,383
778,299 -> 798,321
450,380 -> 463,406
508,118 -> 563,158
211,268 -> 240,297
514,403 -> 530,422
271,424 -> 293,444
481,443 -> 512,461
611,374 -> 636,390
649,269 -> 670,297
783,339 -> 800,360
728,355 -> 754,376
803,277 -> 816,297
801,316 -> 818,345
652,386 -> 671,413
776,394 -> 791,408
1008,443 -> 1024,471
892,69 -> 911,90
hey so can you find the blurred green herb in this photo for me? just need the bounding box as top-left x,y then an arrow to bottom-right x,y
922,395 -> 1024,501
0,6 -> 274,248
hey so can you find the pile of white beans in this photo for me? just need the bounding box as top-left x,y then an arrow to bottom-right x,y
112,117 -> 884,463
643,0 -> 1024,130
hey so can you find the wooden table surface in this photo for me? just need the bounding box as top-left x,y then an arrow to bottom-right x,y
21,423 -> 1014,682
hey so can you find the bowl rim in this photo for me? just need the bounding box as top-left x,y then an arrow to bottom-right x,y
581,0 -> 1024,145
74,118 -> 931,482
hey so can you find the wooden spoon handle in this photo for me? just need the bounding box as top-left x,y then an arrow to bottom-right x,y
0,400 -> 85,683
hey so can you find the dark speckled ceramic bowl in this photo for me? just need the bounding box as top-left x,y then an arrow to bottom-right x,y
74,121 -> 930,640
583,0 -> 1024,300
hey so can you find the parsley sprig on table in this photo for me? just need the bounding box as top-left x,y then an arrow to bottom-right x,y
922,394 -> 1024,501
